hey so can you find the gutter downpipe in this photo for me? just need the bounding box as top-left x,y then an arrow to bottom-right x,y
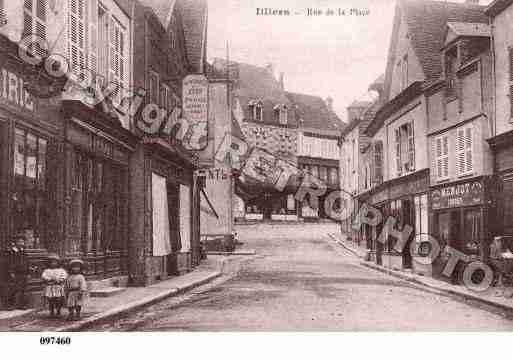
489,14 -> 497,138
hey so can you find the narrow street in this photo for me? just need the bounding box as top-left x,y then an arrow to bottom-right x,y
88,224 -> 513,331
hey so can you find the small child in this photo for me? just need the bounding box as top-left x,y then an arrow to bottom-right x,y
41,254 -> 67,318
65,259 -> 87,321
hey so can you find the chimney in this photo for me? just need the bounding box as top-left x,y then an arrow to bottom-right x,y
326,97 -> 333,112
279,72 -> 284,90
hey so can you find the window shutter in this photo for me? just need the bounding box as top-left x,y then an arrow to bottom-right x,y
436,137 -> 442,179
465,127 -> 473,173
408,122 -> 415,171
509,47 -> 513,82
0,0 -> 7,26
89,0 -> 98,76
69,0 -> 86,79
395,128 -> 401,176
23,0 -> 47,58
510,84 -> 513,119
457,129 -> 466,175
442,136 -> 449,178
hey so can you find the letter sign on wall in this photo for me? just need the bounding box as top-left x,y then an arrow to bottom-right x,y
182,74 -> 209,151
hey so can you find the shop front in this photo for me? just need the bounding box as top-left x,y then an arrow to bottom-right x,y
61,99 -> 137,281
368,185 -> 389,265
380,170 -> 429,271
429,177 -> 492,282
130,138 -> 199,286
0,35 -> 65,307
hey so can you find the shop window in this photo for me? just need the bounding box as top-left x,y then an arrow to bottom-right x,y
457,126 -> 473,176
12,128 -> 50,249
413,194 -> 429,255
329,167 -> 338,185
148,71 -> 159,105
319,166 -> 327,181
435,135 -> 449,180
70,150 -> 127,256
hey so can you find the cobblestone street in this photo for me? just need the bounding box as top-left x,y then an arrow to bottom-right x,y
86,224 -> 513,331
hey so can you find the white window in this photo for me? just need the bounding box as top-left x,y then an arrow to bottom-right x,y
395,122 -> 415,176
23,0 -> 47,58
435,135 -> 449,181
457,126 -> 473,176
148,71 -> 159,105
160,84 -> 171,111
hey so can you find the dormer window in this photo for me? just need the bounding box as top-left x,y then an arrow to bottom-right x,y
273,104 -> 288,125
248,100 -> 263,121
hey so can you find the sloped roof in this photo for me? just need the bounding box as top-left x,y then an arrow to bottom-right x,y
285,92 -> 344,134
178,0 -> 208,73
486,0 -> 513,17
400,0 -> 487,81
446,21 -> 491,38
137,0 -> 177,26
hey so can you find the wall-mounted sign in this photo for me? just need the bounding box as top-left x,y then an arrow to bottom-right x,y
431,179 -> 484,210
182,74 -> 208,151
0,67 -> 34,111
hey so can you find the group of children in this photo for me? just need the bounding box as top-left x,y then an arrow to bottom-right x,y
41,254 -> 87,320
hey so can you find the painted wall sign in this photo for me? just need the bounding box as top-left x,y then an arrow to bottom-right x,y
182,74 -> 208,151
0,67 -> 34,111
431,180 -> 484,210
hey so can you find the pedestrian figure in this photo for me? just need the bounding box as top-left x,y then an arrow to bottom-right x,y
41,254 -> 67,318
65,259 -> 87,321
4,234 -> 30,309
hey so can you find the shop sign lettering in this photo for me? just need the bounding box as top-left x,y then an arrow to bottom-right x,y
0,67 -> 34,111
182,74 -> 208,150
431,180 -> 484,210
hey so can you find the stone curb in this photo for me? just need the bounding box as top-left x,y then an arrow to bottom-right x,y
327,233 -> 364,258
360,262 -> 513,314
55,271 -> 222,332
206,250 -> 257,256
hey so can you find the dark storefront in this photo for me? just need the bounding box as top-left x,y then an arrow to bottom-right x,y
0,35 -> 65,307
429,176 -> 492,281
61,100 -> 137,280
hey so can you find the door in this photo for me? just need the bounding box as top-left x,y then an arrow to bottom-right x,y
166,181 -> 180,276
402,199 -> 413,269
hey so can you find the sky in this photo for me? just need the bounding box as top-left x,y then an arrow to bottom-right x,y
207,0 -> 492,123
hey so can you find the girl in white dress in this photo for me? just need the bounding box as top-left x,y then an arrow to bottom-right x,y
41,254 -> 67,318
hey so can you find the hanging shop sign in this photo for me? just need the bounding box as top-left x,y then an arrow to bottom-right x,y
182,74 -> 209,151
431,179 -> 484,210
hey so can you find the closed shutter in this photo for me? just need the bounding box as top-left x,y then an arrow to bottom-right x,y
69,0 -> 86,79
436,137 -> 443,179
408,122 -> 415,171
0,0 -> 6,26
442,136 -> 449,178
89,0 -> 98,76
465,127 -> 473,173
510,47 -> 513,119
23,0 -> 47,58
457,128 -> 465,175
109,17 -> 126,104
395,128 -> 401,176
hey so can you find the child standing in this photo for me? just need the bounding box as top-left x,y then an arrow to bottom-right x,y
65,259 -> 87,321
41,254 -> 67,318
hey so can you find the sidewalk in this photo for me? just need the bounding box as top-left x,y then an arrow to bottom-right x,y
329,232 -> 513,314
0,256 -> 228,332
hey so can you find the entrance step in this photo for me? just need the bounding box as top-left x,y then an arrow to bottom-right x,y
89,287 -> 126,298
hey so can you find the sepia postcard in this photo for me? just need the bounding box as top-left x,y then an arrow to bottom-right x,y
0,0 -> 511,356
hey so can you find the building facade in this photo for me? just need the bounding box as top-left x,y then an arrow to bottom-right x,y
0,0 -> 208,307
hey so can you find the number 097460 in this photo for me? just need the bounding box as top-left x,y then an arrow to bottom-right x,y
40,337 -> 71,345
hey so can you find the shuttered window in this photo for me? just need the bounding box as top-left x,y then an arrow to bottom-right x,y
457,126 -> 473,176
109,17 -> 126,105
435,135 -> 449,180
0,0 -> 7,26
68,0 -> 86,80
23,0 -> 47,58
509,47 -> 513,120
407,122 -> 415,171
374,141 -> 383,184
395,128 -> 401,176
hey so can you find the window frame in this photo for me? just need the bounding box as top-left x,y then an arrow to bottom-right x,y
435,134 -> 450,181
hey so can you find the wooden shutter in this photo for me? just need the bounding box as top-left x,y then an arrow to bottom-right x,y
510,47 -> 513,119
457,128 -> 466,175
442,136 -> 449,178
436,137 -> 443,179
395,128 -> 401,176
465,127 -> 473,173
89,0 -> 98,76
69,0 -> 86,79
408,122 -> 415,171
23,0 -> 47,57
0,0 -> 6,26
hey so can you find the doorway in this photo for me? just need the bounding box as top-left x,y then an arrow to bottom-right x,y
166,181 -> 180,276
402,199 -> 413,269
